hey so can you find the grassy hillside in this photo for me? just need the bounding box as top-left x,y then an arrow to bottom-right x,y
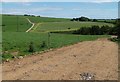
2,15 -> 114,32
2,15 -> 32,32
27,16 -> 70,23
34,22 -> 114,32
2,14 -> 112,61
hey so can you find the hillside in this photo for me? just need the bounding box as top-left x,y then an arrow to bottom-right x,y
2,14 -> 112,61
34,22 -> 114,32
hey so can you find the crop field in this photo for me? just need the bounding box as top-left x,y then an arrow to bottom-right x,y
34,22 -> 114,32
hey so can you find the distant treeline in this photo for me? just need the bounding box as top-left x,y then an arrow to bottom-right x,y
70,16 -> 116,24
116,19 -> 120,39
24,14 -> 41,17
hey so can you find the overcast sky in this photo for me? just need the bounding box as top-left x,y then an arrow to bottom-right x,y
1,0 -> 119,19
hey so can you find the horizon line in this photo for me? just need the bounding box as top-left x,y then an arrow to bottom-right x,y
1,13 -> 118,19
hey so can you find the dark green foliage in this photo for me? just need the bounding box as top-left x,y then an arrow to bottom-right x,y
100,25 -> 110,35
109,37 -> 118,42
71,16 -> 91,22
93,19 -> 98,22
79,17 -> 91,21
28,42 -> 34,52
2,54 -> 13,60
72,25 -> 113,35
73,26 -> 90,35
68,28 -> 71,29
51,25 -> 113,35
37,16 -> 41,17
24,14 -> 29,16
90,25 -> 100,35
2,24 -> 6,26
24,14 -> 35,17
116,19 -> 120,38
40,41 -> 46,48
109,26 -> 118,35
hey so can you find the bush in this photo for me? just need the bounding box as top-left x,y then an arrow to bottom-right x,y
68,28 -> 71,29
40,41 -> 46,48
72,25 -> 114,35
28,42 -> 34,52
24,14 -> 29,16
109,37 -> 118,42
92,19 -> 98,22
2,24 -> 6,26
2,54 -> 14,60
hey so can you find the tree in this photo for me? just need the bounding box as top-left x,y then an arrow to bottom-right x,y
116,19 -> 120,38
100,25 -> 110,35
78,16 -> 90,21
24,14 -> 28,16
71,16 -> 91,22
28,42 -> 34,52
93,19 -> 98,22
90,25 -> 100,35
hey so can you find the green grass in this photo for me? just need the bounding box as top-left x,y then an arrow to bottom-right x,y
2,32 -> 110,59
2,15 -> 32,32
2,14 -> 112,61
97,19 -> 116,23
34,22 -> 114,32
27,16 -> 70,23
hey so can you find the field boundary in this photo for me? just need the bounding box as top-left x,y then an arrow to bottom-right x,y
26,18 -> 35,32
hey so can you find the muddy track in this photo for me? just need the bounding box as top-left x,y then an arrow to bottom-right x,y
2,39 -> 118,80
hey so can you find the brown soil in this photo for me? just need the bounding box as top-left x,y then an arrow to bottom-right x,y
2,39 -> 118,80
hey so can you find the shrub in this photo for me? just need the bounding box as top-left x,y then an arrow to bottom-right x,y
2,24 -> 6,26
40,41 -> 46,48
92,19 -> 98,22
68,28 -> 71,29
2,54 -> 14,60
28,42 -> 34,52
109,37 -> 118,42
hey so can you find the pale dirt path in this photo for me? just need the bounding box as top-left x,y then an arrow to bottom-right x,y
26,18 -> 35,32
2,39 -> 118,80
30,23 -> 42,32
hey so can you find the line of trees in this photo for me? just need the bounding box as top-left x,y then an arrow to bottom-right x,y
72,25 -> 117,35
71,16 -> 91,21
24,14 -> 41,17
116,19 -> 120,39
70,16 -> 116,24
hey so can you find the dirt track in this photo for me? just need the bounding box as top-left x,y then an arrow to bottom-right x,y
2,39 -> 118,80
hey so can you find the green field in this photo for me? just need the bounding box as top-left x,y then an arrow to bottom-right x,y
2,15 -> 32,32
27,16 -> 70,23
2,14 -> 112,61
34,22 -> 114,32
2,32 -> 110,60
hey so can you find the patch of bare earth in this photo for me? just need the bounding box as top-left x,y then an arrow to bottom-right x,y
2,38 -> 118,80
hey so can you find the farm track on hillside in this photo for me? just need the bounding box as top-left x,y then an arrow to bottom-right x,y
26,18 -> 35,32
2,38 -> 118,80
